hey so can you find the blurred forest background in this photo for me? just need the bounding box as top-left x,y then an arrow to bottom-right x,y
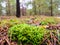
0,0 -> 60,16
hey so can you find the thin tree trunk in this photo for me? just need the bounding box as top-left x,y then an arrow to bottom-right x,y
6,0 -> 11,16
16,0 -> 20,17
51,0 -> 53,16
39,5 -> 41,15
0,4 -> 2,15
33,0 -> 37,15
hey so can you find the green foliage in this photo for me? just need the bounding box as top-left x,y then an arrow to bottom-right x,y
8,24 -> 48,45
40,18 -> 57,25
0,19 -> 20,27
9,19 -> 20,24
26,0 -> 59,15
40,21 -> 48,25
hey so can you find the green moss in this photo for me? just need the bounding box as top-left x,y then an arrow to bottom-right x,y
8,24 -> 48,45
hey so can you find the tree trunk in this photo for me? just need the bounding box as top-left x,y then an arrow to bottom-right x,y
16,0 -> 20,17
6,0 -> 11,16
39,5 -> 41,15
0,4 -> 2,15
33,0 -> 37,15
51,0 -> 53,16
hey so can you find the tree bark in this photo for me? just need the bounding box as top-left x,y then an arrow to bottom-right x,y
16,0 -> 20,17
51,0 -> 53,16
6,0 -> 11,16
33,0 -> 37,15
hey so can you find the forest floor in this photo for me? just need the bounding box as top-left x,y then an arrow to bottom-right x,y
0,15 -> 60,19
0,15 -> 60,45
